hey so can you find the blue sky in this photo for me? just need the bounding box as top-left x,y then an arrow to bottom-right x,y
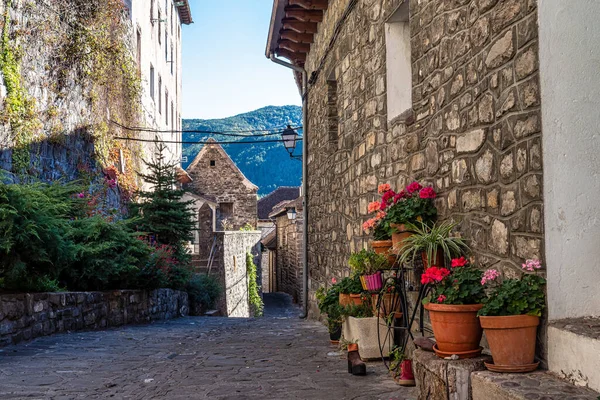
181,1 -> 302,119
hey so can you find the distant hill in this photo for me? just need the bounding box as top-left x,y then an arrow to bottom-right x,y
182,105 -> 302,195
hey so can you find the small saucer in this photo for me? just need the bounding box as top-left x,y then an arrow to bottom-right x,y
433,344 -> 483,359
484,361 -> 539,373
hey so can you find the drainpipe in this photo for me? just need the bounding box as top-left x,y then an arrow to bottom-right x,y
268,54 -> 309,319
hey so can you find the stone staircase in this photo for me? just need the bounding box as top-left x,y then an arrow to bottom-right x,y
190,255 -> 220,275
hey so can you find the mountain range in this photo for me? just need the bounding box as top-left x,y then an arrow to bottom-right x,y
182,105 -> 302,195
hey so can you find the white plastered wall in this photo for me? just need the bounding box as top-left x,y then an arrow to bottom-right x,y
539,0 -> 600,320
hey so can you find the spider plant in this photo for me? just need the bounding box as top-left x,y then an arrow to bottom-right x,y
398,221 -> 469,267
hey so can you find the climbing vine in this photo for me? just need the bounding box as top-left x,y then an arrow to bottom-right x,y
247,252 -> 264,317
0,0 -> 41,173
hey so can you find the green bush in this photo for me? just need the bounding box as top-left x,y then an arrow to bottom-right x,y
186,274 -> 222,312
247,253 -> 263,317
0,181 -> 82,291
63,216 -> 151,291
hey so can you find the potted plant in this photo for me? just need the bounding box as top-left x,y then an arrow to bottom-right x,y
316,282 -> 344,343
363,184 -> 395,264
478,259 -> 546,372
340,301 -> 390,360
383,181 -> 438,253
422,256 -> 487,359
372,277 -> 403,319
337,275 -> 364,305
398,221 -> 468,269
348,249 -> 388,292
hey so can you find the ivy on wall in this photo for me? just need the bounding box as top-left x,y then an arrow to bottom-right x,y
247,252 -> 264,317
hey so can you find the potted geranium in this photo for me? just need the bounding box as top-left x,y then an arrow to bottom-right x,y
363,184 -> 395,264
478,259 -> 546,372
398,221 -> 468,268
421,256 -> 486,359
383,181 -> 437,253
348,249 -> 388,292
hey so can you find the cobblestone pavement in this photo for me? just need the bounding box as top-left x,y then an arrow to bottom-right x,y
0,293 -> 416,400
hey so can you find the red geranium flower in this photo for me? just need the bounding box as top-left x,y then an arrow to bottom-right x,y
406,181 -> 422,194
421,267 -> 450,285
451,257 -> 468,268
419,187 -> 436,199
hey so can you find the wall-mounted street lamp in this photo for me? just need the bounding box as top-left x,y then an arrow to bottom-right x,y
286,207 -> 297,220
281,125 -> 302,160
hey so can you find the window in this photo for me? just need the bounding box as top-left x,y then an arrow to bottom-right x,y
385,2 -> 412,121
158,9 -> 162,44
170,43 -> 174,74
165,90 -> 169,125
150,0 -> 155,25
158,75 -> 162,114
327,79 -> 339,146
171,101 -> 174,130
171,3 -> 174,34
219,202 -> 233,218
210,160 -> 216,167
136,28 -> 142,76
165,32 -> 168,61
149,64 -> 155,100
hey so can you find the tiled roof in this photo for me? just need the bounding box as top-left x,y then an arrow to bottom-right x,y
258,186 -> 300,220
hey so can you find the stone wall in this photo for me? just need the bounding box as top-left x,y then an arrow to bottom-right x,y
214,231 -> 262,317
275,212 -> 303,303
303,0 -> 542,317
0,0 -> 143,205
0,289 -> 188,347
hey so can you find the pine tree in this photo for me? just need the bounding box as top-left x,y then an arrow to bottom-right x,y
132,143 -> 195,262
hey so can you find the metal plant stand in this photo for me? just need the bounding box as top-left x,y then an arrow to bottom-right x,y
376,255 -> 431,370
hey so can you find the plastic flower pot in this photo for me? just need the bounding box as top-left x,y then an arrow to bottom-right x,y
424,303 -> 483,359
479,315 -> 540,372
339,293 -> 352,307
369,271 -> 383,291
391,223 -> 412,254
371,239 -> 396,265
359,275 -> 368,291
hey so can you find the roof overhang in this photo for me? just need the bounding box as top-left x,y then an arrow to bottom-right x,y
176,166 -> 193,184
175,0 -> 193,25
265,0 -> 329,67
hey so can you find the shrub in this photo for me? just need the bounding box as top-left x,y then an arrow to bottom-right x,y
186,274 -> 222,314
247,252 -> 263,317
63,216 -> 151,291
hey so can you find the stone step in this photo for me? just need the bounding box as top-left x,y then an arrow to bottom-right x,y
472,370 -> 599,400
548,317 -> 600,392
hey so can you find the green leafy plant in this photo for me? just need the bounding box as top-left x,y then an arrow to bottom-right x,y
422,257 -> 486,305
479,260 -> 546,317
348,249 -> 388,276
398,221 -> 469,266
186,274 -> 222,314
340,302 -> 374,319
247,253 -> 263,317
389,346 -> 406,375
337,275 -> 364,295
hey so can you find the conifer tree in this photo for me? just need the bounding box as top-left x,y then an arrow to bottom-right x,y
132,143 -> 195,265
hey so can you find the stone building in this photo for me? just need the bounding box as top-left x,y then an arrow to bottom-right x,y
267,0 -> 600,392
257,186 -> 301,231
265,197 -> 304,302
129,0 -> 192,170
184,139 -> 259,258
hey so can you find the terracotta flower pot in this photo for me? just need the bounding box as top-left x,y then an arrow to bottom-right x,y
480,315 -> 539,368
421,251 -> 445,269
424,303 -> 483,358
371,239 -> 396,265
390,223 -> 412,254
372,293 -> 402,318
349,294 -> 363,306
339,293 -> 352,307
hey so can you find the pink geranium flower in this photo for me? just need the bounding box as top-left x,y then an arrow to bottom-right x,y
522,259 -> 542,272
481,269 -> 500,285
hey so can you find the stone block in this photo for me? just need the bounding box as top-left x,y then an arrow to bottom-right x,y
414,349 -> 490,400
472,370 -> 599,400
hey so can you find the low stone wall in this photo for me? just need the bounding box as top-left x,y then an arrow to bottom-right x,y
0,289 -> 188,347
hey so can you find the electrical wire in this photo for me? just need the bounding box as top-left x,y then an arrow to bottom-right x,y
110,120 -> 303,136
114,137 -> 303,145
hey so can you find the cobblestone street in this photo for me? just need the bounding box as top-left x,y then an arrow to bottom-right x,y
0,294 -> 416,399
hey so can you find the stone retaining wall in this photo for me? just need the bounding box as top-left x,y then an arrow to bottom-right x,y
0,289 -> 188,347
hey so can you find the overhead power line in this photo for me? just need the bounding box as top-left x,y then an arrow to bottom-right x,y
114,137 -> 303,145
110,120 -> 303,136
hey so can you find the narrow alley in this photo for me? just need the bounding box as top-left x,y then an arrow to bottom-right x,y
0,294 -> 415,400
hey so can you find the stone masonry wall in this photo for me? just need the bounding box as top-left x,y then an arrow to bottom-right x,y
304,0 -> 542,317
275,213 -> 303,303
0,289 -> 188,347
215,231 -> 262,317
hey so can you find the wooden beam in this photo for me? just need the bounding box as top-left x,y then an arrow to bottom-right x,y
278,40 -> 310,53
280,30 -> 313,43
282,19 -> 318,34
285,9 -> 323,22
288,0 -> 328,11
275,48 -> 306,63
